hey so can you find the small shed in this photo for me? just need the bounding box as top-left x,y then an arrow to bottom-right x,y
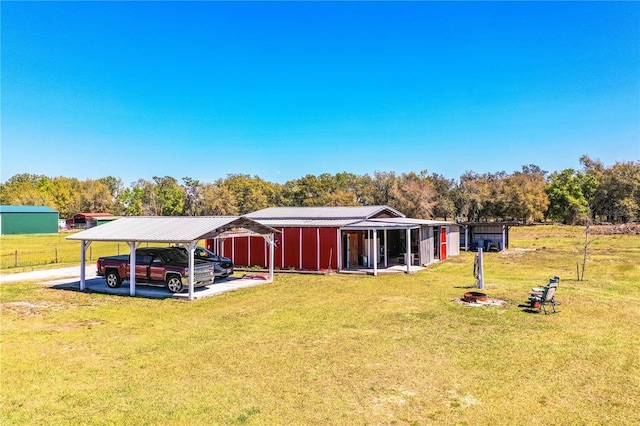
0,205 -> 59,235
458,222 -> 518,252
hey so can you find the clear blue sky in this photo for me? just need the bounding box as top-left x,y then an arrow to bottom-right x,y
2,1 -> 639,185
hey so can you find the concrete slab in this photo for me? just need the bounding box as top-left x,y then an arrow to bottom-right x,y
51,276 -> 272,300
1,266 -> 271,300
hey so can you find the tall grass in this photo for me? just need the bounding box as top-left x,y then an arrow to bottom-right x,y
1,226 -> 639,425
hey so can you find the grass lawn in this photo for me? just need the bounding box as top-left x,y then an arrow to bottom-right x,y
1,226 -> 639,425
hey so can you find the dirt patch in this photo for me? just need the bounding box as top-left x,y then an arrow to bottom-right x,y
453,297 -> 506,307
1,301 -> 67,315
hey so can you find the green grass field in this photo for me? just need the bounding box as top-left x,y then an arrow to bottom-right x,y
1,226 -> 639,425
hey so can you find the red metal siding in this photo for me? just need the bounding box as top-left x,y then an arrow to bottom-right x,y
233,237 -> 249,266
274,229 -> 283,269
301,228 -> 318,270
283,228 -> 301,269
221,238 -> 233,259
319,228 -> 339,270
248,235 -> 266,267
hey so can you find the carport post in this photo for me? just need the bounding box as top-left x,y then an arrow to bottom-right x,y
80,240 -> 91,290
188,241 -> 195,301
128,242 -> 137,296
267,234 -> 275,281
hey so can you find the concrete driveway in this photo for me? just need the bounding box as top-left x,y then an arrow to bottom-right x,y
0,265 -> 272,300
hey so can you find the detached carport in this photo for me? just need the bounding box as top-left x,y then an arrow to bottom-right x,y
66,216 -> 279,301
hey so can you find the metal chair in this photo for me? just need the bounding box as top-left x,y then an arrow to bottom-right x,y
528,277 -> 561,314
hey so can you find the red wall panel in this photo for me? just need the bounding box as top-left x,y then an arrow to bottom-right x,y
283,228 -> 301,269
274,229 -> 283,269
233,237 -> 249,267
301,228 -> 318,270
248,235 -> 266,267
319,228 -> 339,270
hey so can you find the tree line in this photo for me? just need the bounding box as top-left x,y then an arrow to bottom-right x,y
1,155 -> 638,224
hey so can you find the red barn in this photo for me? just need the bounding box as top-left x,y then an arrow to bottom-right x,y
206,206 -> 459,275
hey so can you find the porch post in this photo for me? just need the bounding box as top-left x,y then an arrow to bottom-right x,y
502,225 -> 506,251
336,229 -> 342,271
373,229 -> 378,276
406,228 -> 411,274
384,229 -> 388,267
366,230 -> 371,268
465,226 -> 469,251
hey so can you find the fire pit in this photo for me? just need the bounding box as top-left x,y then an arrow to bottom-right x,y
463,291 -> 488,303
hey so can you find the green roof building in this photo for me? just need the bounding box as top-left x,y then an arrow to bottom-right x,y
0,205 -> 59,235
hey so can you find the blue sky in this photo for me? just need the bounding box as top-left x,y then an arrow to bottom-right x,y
2,1 -> 639,185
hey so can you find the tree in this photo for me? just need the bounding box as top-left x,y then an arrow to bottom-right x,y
428,173 -> 457,220
502,165 -> 549,223
182,177 -> 202,216
152,176 -> 184,216
200,182 -> 239,216
389,172 -> 437,219
545,169 -> 590,224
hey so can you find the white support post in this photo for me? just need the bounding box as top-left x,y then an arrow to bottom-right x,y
268,234 -> 275,281
373,229 -> 378,276
384,229 -> 388,267
502,225 -> 506,251
465,226 -> 469,251
477,248 -> 484,290
80,240 -> 91,290
299,228 -> 303,270
366,230 -> 370,268
128,242 -> 137,296
188,241 -> 195,301
336,229 -> 342,271
406,228 -> 411,274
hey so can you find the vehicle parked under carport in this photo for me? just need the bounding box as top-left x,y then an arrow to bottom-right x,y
174,246 -> 234,279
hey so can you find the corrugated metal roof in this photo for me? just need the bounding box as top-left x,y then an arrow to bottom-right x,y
66,216 -> 278,243
343,218 -> 456,230
246,205 -> 405,220
252,219 -> 358,228
0,205 -> 58,213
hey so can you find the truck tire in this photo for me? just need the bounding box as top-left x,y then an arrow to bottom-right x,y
166,275 -> 183,293
105,270 -> 122,288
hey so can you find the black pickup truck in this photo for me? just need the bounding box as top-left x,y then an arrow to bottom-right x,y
96,247 -> 215,293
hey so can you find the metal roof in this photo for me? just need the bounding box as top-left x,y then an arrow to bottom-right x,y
252,219 -> 361,228
0,205 -> 58,213
246,205 -> 405,220
66,216 -> 278,243
343,217 -> 458,230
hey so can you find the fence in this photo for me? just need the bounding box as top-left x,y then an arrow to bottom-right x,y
0,242 -> 163,270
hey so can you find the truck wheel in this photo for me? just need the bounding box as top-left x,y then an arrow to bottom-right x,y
166,275 -> 183,293
106,270 -> 122,288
